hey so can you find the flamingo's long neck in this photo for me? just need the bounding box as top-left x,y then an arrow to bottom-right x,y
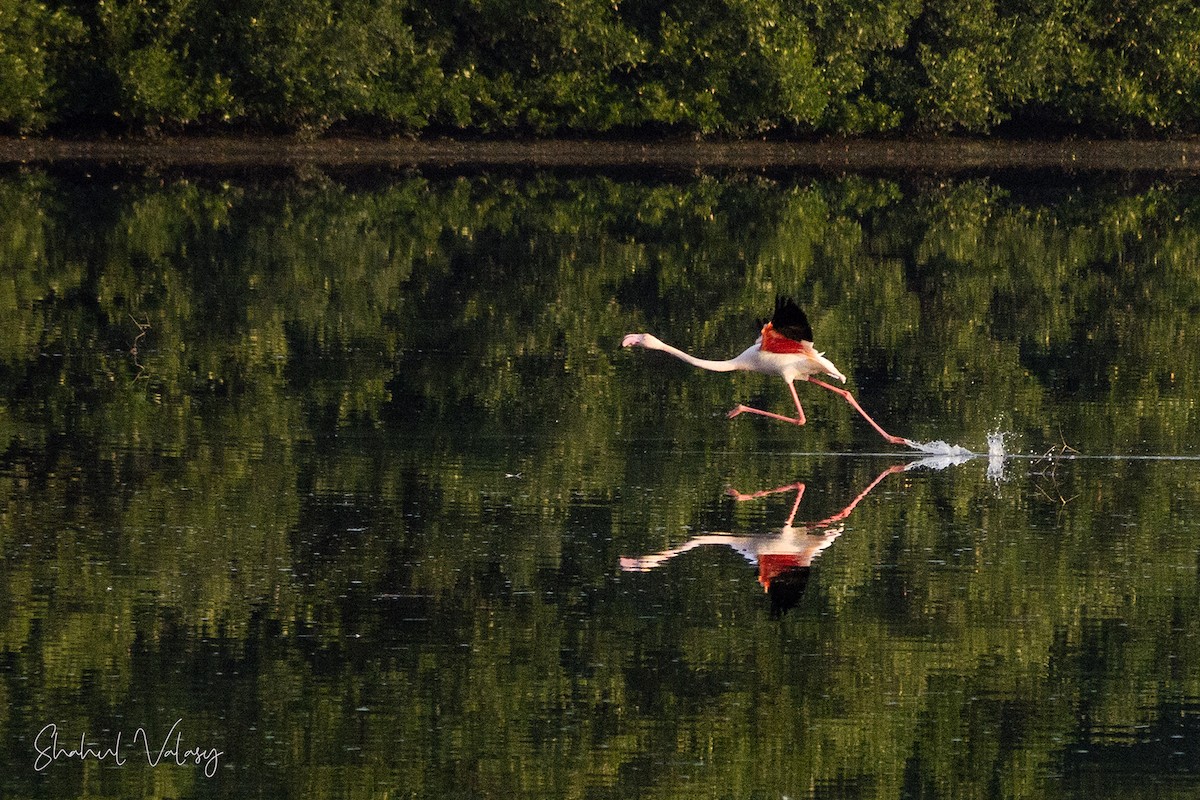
651,340 -> 748,373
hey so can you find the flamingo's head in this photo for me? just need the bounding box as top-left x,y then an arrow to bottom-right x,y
622,333 -> 662,350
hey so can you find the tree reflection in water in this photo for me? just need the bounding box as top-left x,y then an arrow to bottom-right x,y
3,168 -> 1200,799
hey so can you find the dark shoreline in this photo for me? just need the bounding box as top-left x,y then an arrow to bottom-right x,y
5,136 -> 1200,172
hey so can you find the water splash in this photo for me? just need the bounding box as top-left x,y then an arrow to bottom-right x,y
905,453 -> 975,471
903,438 -> 976,457
986,430 -> 1009,483
898,432 -> 1011,478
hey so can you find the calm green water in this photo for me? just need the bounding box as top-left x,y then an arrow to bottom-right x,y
1,166 -> 1199,799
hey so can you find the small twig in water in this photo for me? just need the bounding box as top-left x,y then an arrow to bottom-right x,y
129,314 -> 151,380
1033,430 -> 1078,507
1040,429 -> 1079,461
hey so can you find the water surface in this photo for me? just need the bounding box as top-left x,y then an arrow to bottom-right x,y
1,166 -> 1199,798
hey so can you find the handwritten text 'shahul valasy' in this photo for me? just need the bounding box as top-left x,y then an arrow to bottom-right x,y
33,719 -> 223,778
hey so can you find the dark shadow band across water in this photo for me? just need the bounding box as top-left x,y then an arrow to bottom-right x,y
7,136 -> 1200,173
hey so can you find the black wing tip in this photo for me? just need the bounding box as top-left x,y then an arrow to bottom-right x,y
770,296 -> 814,342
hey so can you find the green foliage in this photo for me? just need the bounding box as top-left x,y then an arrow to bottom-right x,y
220,0 -> 443,130
870,0 -> 1075,132
1056,0 -> 1200,132
798,0 -> 920,132
0,0 -> 82,131
421,0 -> 647,132
7,0 -> 1200,132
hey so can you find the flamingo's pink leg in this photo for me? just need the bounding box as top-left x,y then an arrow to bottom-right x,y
809,464 -> 908,528
727,481 -> 807,528
726,481 -> 805,503
727,381 -> 807,425
807,378 -> 912,446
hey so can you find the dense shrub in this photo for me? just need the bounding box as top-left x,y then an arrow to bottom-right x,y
4,0 -> 1200,135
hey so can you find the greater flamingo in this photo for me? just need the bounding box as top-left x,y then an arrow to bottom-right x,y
622,297 -> 914,447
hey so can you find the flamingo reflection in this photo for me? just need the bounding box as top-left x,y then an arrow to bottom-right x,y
621,458 -> 955,616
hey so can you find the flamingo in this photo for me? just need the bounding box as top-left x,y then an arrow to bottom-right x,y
619,463 -> 915,616
622,297 -> 914,447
